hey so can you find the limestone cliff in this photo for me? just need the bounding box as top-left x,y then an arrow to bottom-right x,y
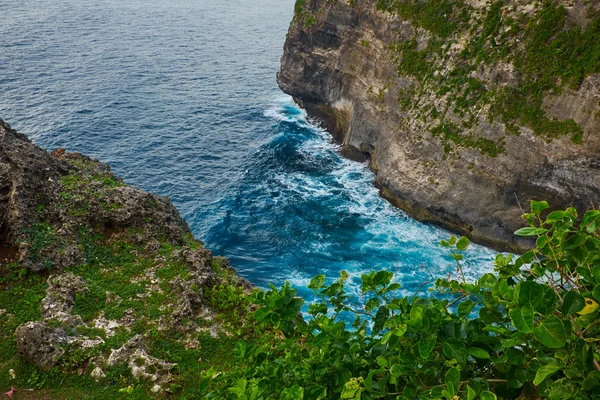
278,0 -> 600,251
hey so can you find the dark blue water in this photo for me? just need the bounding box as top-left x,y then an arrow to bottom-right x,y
0,0 -> 496,298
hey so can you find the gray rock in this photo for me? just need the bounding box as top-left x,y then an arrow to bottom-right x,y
0,118 -> 194,271
108,335 -> 176,388
15,322 -> 69,370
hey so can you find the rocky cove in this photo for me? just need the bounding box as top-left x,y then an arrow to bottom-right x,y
278,0 -> 600,252
2,0 -> 600,398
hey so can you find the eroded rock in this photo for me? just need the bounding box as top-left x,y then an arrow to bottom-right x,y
107,335 -> 176,388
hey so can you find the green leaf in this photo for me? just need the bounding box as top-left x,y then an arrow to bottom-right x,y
478,273 -> 497,289
373,305 -> 389,333
280,385 -> 304,400
380,331 -> 393,345
531,200 -> 549,215
514,227 -> 548,236
533,316 -> 568,348
468,347 -> 490,359
365,297 -> 381,312
458,299 -> 475,318
546,210 -> 566,222
509,305 -> 534,333
467,385 -> 477,400
480,391 -> 497,400
305,386 -> 326,399
456,236 -> 470,251
445,368 -> 460,393
593,284 -> 600,302
562,234 -> 586,250
308,274 -> 325,291
518,280 -> 544,308
390,364 -> 403,377
418,337 -> 436,359
376,356 -> 388,368
561,290 -> 585,316
533,363 -> 562,385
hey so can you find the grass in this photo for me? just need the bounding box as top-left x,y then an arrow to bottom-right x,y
0,155 -> 260,398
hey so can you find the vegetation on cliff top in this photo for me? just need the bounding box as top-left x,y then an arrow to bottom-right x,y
203,201 -> 600,400
3,125 -> 600,399
6,183 -> 600,399
376,0 -> 600,154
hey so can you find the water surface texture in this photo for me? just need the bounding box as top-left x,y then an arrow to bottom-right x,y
0,0 -> 496,296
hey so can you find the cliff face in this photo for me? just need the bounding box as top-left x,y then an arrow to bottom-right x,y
278,0 -> 600,251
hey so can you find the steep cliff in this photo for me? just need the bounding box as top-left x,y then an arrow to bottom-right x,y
278,0 -> 600,251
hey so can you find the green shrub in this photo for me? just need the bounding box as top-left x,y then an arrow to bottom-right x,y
204,201 -> 600,399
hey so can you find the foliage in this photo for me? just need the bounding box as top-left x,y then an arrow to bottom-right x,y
377,0 -> 599,151
205,202 -> 600,399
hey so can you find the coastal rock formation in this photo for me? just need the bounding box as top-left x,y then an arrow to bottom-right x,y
0,119 -> 191,271
0,119 -> 250,391
278,0 -> 600,251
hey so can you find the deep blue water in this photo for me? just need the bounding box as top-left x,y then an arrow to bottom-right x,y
0,0 -> 496,298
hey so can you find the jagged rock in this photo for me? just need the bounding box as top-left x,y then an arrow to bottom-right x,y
15,273 -> 104,370
90,367 -> 106,382
170,277 -> 206,323
107,335 -> 176,387
0,118 -> 194,271
15,322 -> 70,370
41,273 -> 87,327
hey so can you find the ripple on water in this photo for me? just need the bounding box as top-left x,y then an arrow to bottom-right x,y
0,0 -> 497,304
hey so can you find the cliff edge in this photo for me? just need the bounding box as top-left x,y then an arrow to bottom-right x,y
0,119 -> 251,398
278,0 -> 600,251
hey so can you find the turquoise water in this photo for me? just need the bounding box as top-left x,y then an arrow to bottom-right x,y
0,0 -> 496,298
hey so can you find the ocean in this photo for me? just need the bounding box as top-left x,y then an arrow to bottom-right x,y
0,0 -> 496,299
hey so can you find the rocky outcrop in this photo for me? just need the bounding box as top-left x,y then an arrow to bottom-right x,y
278,0 -> 600,251
16,273 -> 104,370
0,119 -> 251,391
0,119 -> 191,271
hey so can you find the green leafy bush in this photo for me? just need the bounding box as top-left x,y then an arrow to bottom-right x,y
204,201 -> 600,399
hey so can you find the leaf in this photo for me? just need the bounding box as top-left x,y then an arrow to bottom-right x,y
365,297 -> 381,312
456,236 -> 470,251
480,391 -> 497,400
518,280 -> 544,308
305,386 -> 326,400
546,210 -> 566,222
514,227 -> 548,236
376,356 -> 388,368
533,316 -> 567,348
373,305 -> 389,334
458,299 -> 475,318
418,337 -> 436,359
280,385 -> 304,400
509,306 -> 534,333
468,347 -> 490,359
561,290 -> 585,316
445,368 -> 460,393
393,325 -> 407,337
593,284 -> 600,302
531,200 -> 549,215
467,385 -> 477,400
308,274 -> 325,291
578,298 -> 599,315
561,234 -> 586,250
390,364 -> 403,377
533,363 -> 561,385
